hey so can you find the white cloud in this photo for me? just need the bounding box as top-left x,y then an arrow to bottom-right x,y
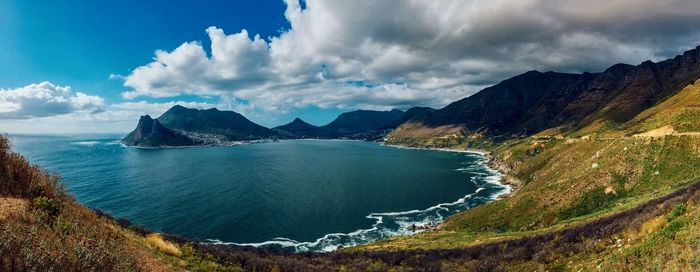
0,82 -> 105,119
120,0 -> 700,113
0,97 -> 220,134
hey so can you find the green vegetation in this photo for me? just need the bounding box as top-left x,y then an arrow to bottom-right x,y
558,186 -> 625,220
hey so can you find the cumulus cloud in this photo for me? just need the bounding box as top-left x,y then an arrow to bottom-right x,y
0,82 -> 105,119
121,0 -> 700,112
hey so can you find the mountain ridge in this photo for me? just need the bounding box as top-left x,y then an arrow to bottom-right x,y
123,107 -> 415,146
121,115 -> 197,147
388,45 -> 700,145
156,105 -> 277,141
272,117 -> 322,139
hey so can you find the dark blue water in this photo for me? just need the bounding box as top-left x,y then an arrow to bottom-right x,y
8,135 -> 508,252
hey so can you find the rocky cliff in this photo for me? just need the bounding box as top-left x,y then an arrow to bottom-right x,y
121,115 -> 197,147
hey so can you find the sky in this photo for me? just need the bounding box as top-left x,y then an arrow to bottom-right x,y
1,0 -> 700,134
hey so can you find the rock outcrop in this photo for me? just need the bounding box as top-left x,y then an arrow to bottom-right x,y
121,115 -> 197,147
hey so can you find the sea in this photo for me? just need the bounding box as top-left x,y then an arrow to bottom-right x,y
7,134 -> 509,252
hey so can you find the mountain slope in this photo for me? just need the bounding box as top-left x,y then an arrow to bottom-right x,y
122,115 -> 197,147
389,46 -> 700,145
157,105 -> 277,141
320,109 -> 405,138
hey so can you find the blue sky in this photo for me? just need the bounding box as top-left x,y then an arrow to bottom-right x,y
0,0 -> 348,131
0,0 -> 287,96
1,0 -> 700,133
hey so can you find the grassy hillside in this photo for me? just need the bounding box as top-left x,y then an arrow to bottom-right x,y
354,80 -> 700,268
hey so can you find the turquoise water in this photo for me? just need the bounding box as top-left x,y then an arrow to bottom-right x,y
8,135 -> 507,252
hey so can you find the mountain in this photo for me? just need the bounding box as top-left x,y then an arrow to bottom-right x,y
121,115 -> 197,147
156,105 -> 277,141
272,118 -> 323,138
390,46 -> 700,143
320,109 -> 405,139
271,109 -> 420,139
384,107 -> 435,128
123,106 -> 413,146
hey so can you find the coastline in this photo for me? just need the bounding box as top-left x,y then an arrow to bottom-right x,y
382,143 -> 520,197
202,141 -> 515,252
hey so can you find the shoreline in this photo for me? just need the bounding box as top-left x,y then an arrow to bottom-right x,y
382,143 -> 521,197
380,143 -> 490,156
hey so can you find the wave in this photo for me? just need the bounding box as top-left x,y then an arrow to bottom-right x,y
72,139 -> 126,147
381,143 -> 489,155
72,141 -> 101,146
206,150 -> 510,252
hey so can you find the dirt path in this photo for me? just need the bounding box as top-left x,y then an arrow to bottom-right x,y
632,125 -> 700,138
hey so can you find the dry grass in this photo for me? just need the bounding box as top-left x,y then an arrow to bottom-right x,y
0,135 -> 176,271
146,233 -> 182,257
633,125 -> 677,138
626,79 -> 700,133
0,197 -> 27,220
385,122 -> 471,147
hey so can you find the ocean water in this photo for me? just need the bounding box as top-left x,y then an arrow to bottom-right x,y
8,135 -> 508,252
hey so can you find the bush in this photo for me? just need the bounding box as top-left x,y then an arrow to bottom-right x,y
660,218 -> 688,239
33,196 -> 61,218
558,187 -> 623,220
666,203 -> 686,222
0,135 -> 66,201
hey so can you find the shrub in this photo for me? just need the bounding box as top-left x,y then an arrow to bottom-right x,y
659,218 -> 688,239
33,196 -> 61,218
666,203 -> 686,222
558,187 -> 623,220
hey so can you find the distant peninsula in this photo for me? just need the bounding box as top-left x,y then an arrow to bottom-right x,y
122,105 -> 428,147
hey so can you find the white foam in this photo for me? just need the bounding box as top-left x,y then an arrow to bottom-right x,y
73,141 -> 100,146
381,143 -> 489,155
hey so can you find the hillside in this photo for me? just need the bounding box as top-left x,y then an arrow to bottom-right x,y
157,105 -> 277,141
388,46 -> 700,145
123,105 -> 280,147
122,115 -> 198,147
319,109 -> 406,139
353,76 -> 700,269
273,109 -> 411,139
0,135 -> 247,271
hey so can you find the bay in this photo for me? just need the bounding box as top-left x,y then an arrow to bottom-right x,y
8,135 -> 507,252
